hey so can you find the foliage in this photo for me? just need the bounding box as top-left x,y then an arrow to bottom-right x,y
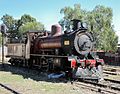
21,14 -> 36,24
1,14 -> 19,31
59,4 -> 85,30
59,4 -> 118,52
1,14 -> 44,38
19,21 -> 44,34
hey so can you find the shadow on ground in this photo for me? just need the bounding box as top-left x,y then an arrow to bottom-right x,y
0,64 -> 68,83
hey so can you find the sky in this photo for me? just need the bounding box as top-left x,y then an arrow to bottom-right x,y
0,0 -> 120,42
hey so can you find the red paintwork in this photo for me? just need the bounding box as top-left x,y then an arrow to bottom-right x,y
71,59 -> 96,68
86,60 -> 96,67
97,59 -> 104,63
71,59 -> 76,68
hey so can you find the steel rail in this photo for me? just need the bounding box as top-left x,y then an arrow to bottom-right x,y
104,78 -> 120,84
78,79 -> 120,91
75,82 -> 118,94
0,83 -> 20,94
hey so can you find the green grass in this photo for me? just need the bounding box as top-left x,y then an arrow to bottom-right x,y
0,72 -> 24,83
0,65 -> 99,94
0,71 -> 73,94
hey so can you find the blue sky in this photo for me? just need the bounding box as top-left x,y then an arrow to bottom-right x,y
0,0 -> 120,37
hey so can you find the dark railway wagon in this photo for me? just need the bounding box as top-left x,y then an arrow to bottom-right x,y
97,52 -> 120,66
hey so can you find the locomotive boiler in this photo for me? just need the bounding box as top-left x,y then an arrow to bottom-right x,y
6,19 -> 104,80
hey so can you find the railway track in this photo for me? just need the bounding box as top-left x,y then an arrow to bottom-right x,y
103,66 -> 120,72
74,82 -> 118,94
104,78 -> 120,84
0,83 -> 20,94
103,71 -> 119,75
103,65 -> 120,82
73,78 -> 120,94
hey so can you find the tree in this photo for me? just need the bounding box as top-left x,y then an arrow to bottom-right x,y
20,14 -> 36,24
1,14 -> 17,31
1,14 -> 44,38
59,4 -> 85,30
90,5 -> 118,52
19,21 -> 44,34
1,14 -> 21,38
59,4 -> 118,52
19,14 -> 44,33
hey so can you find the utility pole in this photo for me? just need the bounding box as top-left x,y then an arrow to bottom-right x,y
1,24 -> 6,68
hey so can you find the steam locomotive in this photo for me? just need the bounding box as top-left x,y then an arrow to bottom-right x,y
6,19 -> 104,80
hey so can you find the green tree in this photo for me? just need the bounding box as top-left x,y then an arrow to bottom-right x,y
59,4 -> 85,30
1,14 -> 18,31
90,5 -> 118,52
19,14 -> 44,33
1,14 -> 44,38
20,14 -> 36,24
1,14 -> 21,38
19,21 -> 44,33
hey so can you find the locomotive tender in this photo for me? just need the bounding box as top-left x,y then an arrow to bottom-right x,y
6,19 -> 104,80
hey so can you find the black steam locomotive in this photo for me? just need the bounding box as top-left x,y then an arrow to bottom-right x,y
6,19 -> 104,80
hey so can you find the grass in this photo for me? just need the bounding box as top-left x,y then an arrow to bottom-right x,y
0,70 -> 65,94
0,64 -> 96,94
0,86 -> 11,94
0,70 -> 80,94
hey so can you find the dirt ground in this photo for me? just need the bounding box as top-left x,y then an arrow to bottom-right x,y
0,64 -> 101,94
